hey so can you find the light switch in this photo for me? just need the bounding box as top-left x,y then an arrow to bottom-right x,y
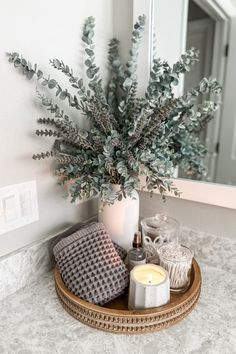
3,195 -> 17,222
0,181 -> 39,235
19,190 -> 32,217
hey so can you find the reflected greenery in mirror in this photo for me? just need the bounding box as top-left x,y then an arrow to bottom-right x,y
7,15 -> 221,204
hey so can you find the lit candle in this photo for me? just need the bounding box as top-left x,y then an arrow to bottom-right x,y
148,273 -> 152,284
128,264 -> 170,309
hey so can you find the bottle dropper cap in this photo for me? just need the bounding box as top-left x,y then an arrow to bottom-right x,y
133,231 -> 142,248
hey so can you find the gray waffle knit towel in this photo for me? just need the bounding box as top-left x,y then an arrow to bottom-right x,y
53,222 -> 129,305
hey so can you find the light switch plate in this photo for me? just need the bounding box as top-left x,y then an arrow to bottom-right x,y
0,181 -> 39,235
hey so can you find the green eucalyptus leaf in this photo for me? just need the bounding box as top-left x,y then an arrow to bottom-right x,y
85,59 -> 92,67
59,91 -> 67,100
27,70 -> 35,80
13,58 -> 21,67
86,68 -> 95,79
85,48 -> 94,56
123,77 -> 133,89
53,59 -> 61,68
48,79 -> 57,89
37,70 -> 43,79
82,36 -> 90,45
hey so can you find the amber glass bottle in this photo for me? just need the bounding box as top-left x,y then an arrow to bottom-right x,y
128,231 -> 146,271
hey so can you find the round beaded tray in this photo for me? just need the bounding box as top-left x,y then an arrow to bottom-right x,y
54,259 -> 201,334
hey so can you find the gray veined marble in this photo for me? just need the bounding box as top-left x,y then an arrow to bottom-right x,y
0,227 -> 236,354
0,220 -> 93,302
0,239 -> 53,302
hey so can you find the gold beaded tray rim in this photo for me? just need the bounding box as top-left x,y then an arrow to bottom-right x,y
54,259 -> 201,334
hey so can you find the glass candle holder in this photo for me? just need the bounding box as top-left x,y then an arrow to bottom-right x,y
141,214 -> 180,263
158,243 -> 194,293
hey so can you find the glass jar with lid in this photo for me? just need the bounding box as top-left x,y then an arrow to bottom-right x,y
141,214 -> 180,263
158,243 -> 194,293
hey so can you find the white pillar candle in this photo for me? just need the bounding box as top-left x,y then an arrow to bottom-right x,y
128,264 -> 170,310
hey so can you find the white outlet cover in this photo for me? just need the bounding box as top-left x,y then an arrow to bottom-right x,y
0,181 -> 39,235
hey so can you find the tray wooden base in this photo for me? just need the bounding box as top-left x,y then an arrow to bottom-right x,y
54,259 -> 201,334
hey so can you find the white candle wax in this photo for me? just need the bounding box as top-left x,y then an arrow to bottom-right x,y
133,266 -> 166,285
128,264 -> 170,310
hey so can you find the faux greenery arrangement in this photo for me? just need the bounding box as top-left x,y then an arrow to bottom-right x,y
7,15 -> 221,205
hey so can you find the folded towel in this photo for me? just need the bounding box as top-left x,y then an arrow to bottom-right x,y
53,222 -> 129,305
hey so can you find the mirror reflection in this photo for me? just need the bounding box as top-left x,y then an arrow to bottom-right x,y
154,0 -> 236,186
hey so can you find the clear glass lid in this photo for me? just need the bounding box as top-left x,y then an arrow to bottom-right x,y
141,214 -> 180,236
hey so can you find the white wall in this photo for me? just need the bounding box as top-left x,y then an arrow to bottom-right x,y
0,0 -> 114,257
153,0 -> 188,64
113,0 -> 133,63
153,0 -> 188,95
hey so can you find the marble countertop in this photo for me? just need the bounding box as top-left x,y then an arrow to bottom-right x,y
0,229 -> 236,354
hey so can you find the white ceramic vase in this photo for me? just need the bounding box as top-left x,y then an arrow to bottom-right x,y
98,184 -> 139,251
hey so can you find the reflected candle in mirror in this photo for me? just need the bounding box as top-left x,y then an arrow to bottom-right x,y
128,264 -> 170,310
